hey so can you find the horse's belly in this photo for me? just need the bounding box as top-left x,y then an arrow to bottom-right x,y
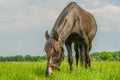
66,33 -> 84,44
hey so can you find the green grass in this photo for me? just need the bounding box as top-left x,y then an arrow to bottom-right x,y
0,61 -> 120,80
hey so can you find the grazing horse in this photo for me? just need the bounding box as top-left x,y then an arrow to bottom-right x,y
44,2 -> 97,75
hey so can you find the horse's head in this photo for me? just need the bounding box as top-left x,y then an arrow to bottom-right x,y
44,30 -> 64,75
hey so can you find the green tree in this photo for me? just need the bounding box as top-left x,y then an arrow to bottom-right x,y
90,52 -> 100,60
25,55 -> 32,61
0,56 -> 5,62
99,52 -> 113,61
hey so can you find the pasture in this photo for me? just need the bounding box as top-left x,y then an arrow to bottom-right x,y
0,62 -> 120,80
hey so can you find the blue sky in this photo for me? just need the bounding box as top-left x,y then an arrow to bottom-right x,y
0,0 -> 120,56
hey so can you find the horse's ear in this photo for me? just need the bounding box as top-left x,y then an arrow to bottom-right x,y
53,30 -> 59,41
45,30 -> 49,40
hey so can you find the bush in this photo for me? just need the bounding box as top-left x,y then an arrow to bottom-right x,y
99,52 -> 113,61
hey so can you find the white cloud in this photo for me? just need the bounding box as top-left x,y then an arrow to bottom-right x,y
0,0 -> 63,33
0,0 -> 24,9
92,4 -> 120,15
87,3 -> 120,32
104,4 -> 120,14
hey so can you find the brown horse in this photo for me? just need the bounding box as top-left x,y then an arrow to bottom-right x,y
44,2 -> 97,75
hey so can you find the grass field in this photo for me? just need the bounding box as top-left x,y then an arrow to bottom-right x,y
0,61 -> 120,80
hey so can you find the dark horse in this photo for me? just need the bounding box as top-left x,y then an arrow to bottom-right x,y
44,2 -> 97,75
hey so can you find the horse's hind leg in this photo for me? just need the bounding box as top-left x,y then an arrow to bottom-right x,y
74,43 -> 79,68
84,38 -> 90,68
87,42 -> 92,67
79,45 -> 86,68
65,42 -> 73,72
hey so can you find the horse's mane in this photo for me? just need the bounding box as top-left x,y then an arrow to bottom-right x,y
52,2 -> 77,31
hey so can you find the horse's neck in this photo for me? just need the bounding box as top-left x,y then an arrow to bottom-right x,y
57,22 -> 73,46
52,4 -> 77,46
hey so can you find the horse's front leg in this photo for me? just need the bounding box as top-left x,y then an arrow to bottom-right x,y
65,42 -> 73,72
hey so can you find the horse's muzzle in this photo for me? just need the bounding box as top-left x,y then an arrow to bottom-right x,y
47,62 -> 58,68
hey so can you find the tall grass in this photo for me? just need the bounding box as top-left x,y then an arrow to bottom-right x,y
0,62 -> 120,80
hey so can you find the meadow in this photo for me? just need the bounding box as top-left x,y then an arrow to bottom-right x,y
0,61 -> 120,80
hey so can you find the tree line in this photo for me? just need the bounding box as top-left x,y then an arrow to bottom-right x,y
0,55 -> 47,62
0,51 -> 120,62
90,51 -> 120,61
